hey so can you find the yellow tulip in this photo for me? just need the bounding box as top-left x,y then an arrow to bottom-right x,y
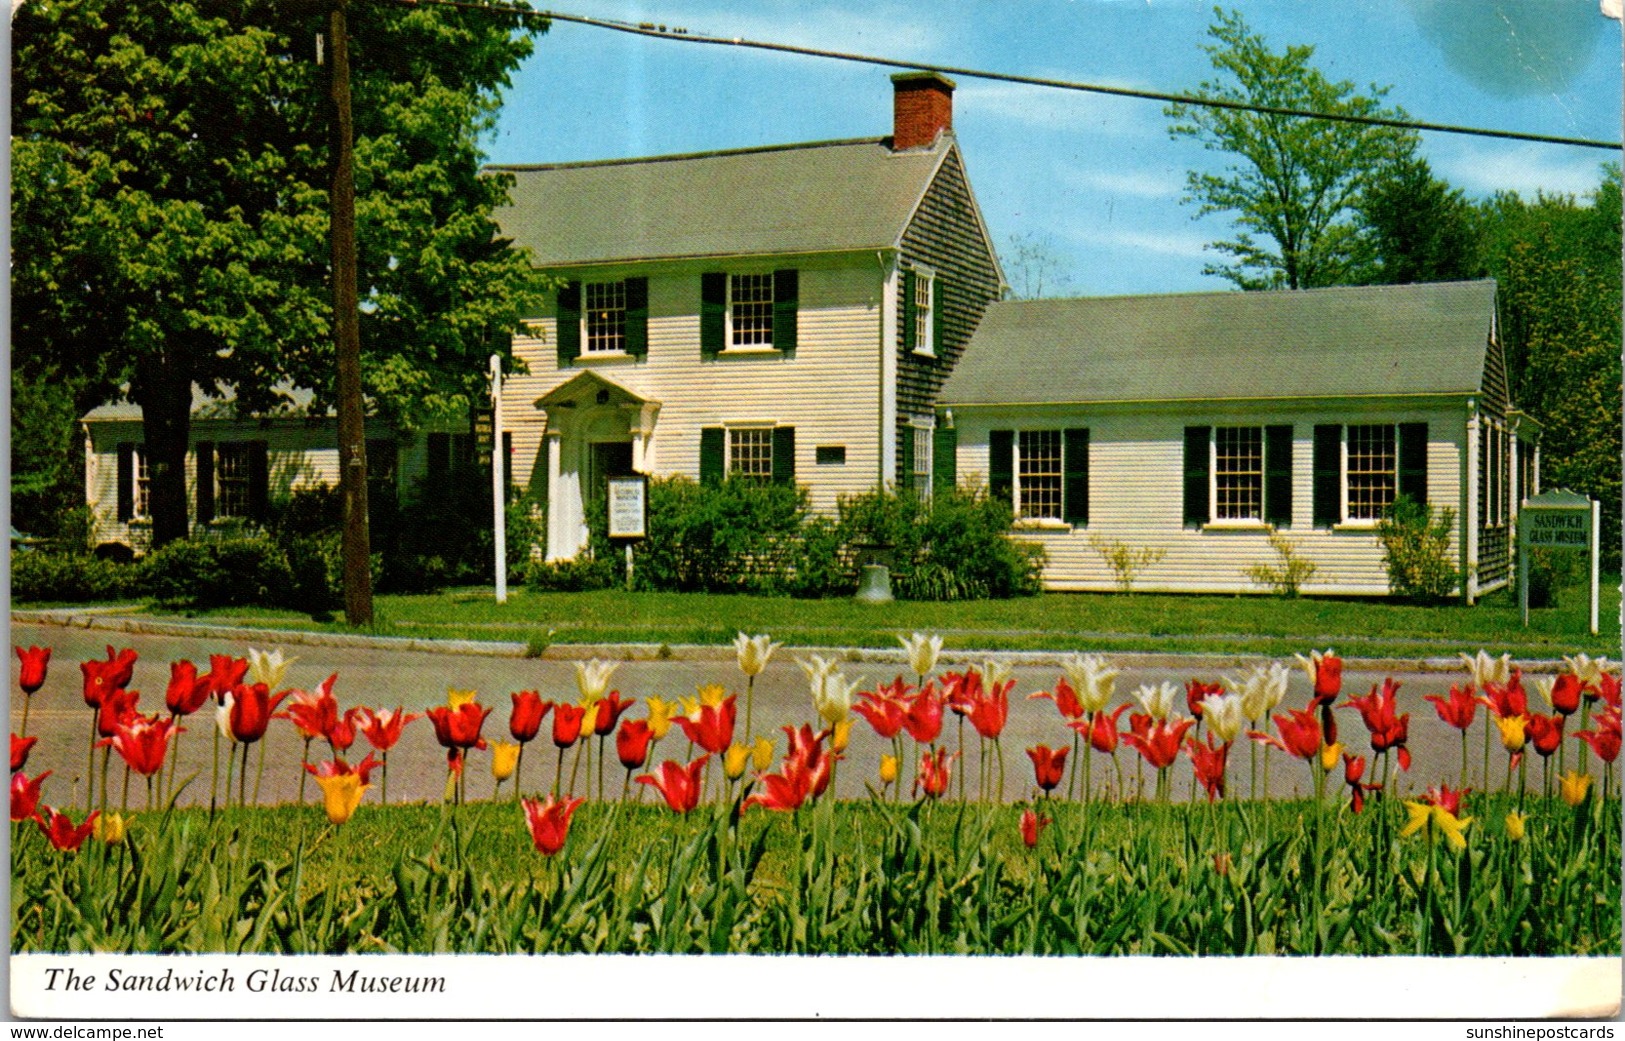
1504,811 -> 1526,842
1560,770 -> 1593,807
491,741 -> 521,782
1319,741 -> 1342,773
315,773 -> 367,825
447,688 -> 477,709
1402,800 -> 1472,852
724,743 -> 750,780
696,684 -> 728,709
94,812 -> 127,845
879,754 -> 898,785
752,737 -> 775,773
1495,713 -> 1527,753
832,719 -> 853,754
645,698 -> 674,741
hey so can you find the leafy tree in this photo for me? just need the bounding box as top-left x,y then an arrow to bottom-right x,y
1165,8 -> 1416,290
1358,156 -> 1480,285
12,1 -> 546,547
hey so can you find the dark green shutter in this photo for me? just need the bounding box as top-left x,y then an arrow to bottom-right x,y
901,269 -> 917,352
502,432 -> 514,499
1398,422 -> 1427,506
195,441 -> 215,525
556,282 -> 581,366
699,427 -> 724,486
988,429 -> 1013,505
116,443 -> 135,522
1182,426 -> 1210,528
1264,424 -> 1293,527
1312,425 -> 1341,528
900,425 -> 916,494
933,424 -> 957,498
1063,428 -> 1090,526
700,273 -> 726,359
247,440 -> 269,521
624,277 -> 648,359
932,276 -> 945,354
772,269 -> 798,355
772,426 -> 796,485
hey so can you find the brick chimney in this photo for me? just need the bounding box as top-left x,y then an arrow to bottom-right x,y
891,71 -> 955,151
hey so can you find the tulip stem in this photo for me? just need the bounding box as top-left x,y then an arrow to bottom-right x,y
956,716 -> 966,803
568,740 -> 584,799
995,739 -> 1005,807
553,746 -> 564,799
121,763 -> 130,814
222,737 -> 234,812
622,766 -> 632,803
20,696 -> 31,741
87,713 -> 99,814
1083,738 -> 1092,807
380,751 -> 390,806
254,740 -> 267,807
514,746 -> 524,802
1066,730 -> 1080,802
1482,717 -> 1491,791
298,738 -> 311,806
597,736 -> 606,802
1460,729 -> 1469,793
745,674 -> 755,743
239,743 -> 250,807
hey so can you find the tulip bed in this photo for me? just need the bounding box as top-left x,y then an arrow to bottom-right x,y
9,640 -> 1623,956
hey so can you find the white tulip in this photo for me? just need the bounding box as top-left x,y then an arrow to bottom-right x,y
1461,650 -> 1512,690
216,693 -> 237,743
247,647 -> 296,691
1062,654 -> 1118,714
734,632 -> 781,678
1564,653 -> 1613,686
977,658 -> 1014,691
899,632 -> 944,678
797,655 -> 853,725
1202,693 -> 1246,744
575,659 -> 618,703
1134,681 -> 1181,721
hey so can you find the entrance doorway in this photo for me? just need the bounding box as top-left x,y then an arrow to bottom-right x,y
584,441 -> 635,526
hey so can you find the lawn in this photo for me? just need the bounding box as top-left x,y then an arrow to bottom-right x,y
131,581 -> 1621,657
12,793 -> 1618,955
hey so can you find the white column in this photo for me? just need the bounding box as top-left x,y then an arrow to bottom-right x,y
490,355 -> 506,604
1465,406 -> 1480,604
879,253 -> 899,487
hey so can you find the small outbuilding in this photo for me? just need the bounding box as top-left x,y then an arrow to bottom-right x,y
936,279 -> 1539,599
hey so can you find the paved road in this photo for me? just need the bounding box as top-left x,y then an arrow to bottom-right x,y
8,622 -> 1610,813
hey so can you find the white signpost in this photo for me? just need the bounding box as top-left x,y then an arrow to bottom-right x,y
1518,489 -> 1599,634
490,354 -> 506,605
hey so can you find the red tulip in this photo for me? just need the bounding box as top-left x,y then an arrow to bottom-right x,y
854,679 -> 910,739
79,659 -> 121,709
1343,754 -> 1381,814
1252,708 -> 1322,761
36,806 -> 99,852
637,756 -> 709,813
1480,670 -> 1528,720
744,765 -> 813,813
965,679 -> 1012,739
425,702 -> 492,751
1020,808 -> 1051,848
229,683 -> 290,744
510,691 -> 550,743
672,695 -> 737,755
1026,744 -> 1068,792
1029,677 -> 1085,720
616,718 -> 654,769
1124,717 -> 1196,771
1343,678 -> 1411,770
780,724 -> 838,800
1575,706 -> 1621,764
11,770 -> 49,822
282,674 -> 340,740
11,734 -> 37,773
940,669 -> 983,717
522,796 -> 585,855
1549,674 -> 1583,716
1071,704 -> 1130,754
1424,684 -> 1478,732
1421,784 -> 1469,816
304,751 -> 382,785
204,655 -> 249,700
552,703 -> 586,748
15,646 -> 50,694
355,707 -> 418,752
592,691 -> 636,737
1527,713 -> 1564,758
902,684 -> 945,744
1595,673 -> 1621,710
1309,653 -> 1342,699
96,688 -> 140,738
1186,679 -> 1224,719
916,747 -> 955,798
99,716 -> 181,776
164,660 -> 213,717
327,707 -> 362,753
1185,735 -> 1229,801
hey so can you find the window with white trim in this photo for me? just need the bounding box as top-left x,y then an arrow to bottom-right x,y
215,443 -> 253,519
913,272 -> 934,355
910,418 -> 934,499
1345,424 -> 1396,521
730,274 -> 774,348
1214,426 -> 1263,521
1017,430 -> 1062,521
131,446 -> 151,520
583,280 -> 627,355
728,427 -> 773,482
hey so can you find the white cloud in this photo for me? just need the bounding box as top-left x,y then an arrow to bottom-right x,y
953,79 -> 1162,139
1058,165 -> 1184,200
1432,141 -> 1612,199
1066,226 -> 1212,260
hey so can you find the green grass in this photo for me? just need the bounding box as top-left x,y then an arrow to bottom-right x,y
13,793 -> 1619,955
122,581 -> 1621,657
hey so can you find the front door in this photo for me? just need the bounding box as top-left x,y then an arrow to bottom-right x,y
585,441 -> 635,523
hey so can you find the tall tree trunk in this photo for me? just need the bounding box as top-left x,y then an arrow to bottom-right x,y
131,350 -> 195,548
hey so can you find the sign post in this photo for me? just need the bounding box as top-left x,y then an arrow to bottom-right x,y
607,475 -> 648,592
1518,489 -> 1598,634
489,355 -> 506,605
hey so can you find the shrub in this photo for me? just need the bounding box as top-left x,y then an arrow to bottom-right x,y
1245,532 -> 1318,597
1088,535 -> 1166,593
524,553 -> 619,592
144,537 -> 297,610
1525,547 -> 1582,609
633,475 -> 808,594
1376,494 -> 1461,601
10,551 -> 145,603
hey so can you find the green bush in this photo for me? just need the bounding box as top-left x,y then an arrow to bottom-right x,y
838,482 -> 1044,600
10,551 -> 145,602
143,537 -> 297,610
633,475 -> 808,594
1376,494 -> 1461,601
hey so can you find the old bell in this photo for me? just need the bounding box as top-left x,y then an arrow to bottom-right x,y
855,564 -> 894,604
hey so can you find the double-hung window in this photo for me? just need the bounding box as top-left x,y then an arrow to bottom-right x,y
728,427 -> 774,482
700,271 -> 798,358
700,425 -> 797,486
1016,430 -> 1063,521
1213,426 -> 1264,521
1344,424 -> 1397,521
989,428 -> 1089,526
1184,425 -> 1292,528
902,267 -> 937,356
555,278 -> 648,364
115,443 -> 149,523
583,280 -> 627,355
730,274 -> 774,348
1311,422 -> 1427,527
215,443 -> 253,519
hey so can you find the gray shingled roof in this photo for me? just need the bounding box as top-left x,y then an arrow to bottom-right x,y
940,280 -> 1498,406
490,137 -> 950,267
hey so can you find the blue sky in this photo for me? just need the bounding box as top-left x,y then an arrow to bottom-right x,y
486,0 -> 1624,296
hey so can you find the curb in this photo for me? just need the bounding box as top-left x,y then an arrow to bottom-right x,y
11,610 -> 1576,674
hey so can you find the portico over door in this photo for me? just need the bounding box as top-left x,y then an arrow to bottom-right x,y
533,371 -> 659,562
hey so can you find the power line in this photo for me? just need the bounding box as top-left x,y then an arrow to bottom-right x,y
387,0 -> 1622,151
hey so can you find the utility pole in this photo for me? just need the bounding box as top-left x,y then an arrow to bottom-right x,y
330,0 -> 373,626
